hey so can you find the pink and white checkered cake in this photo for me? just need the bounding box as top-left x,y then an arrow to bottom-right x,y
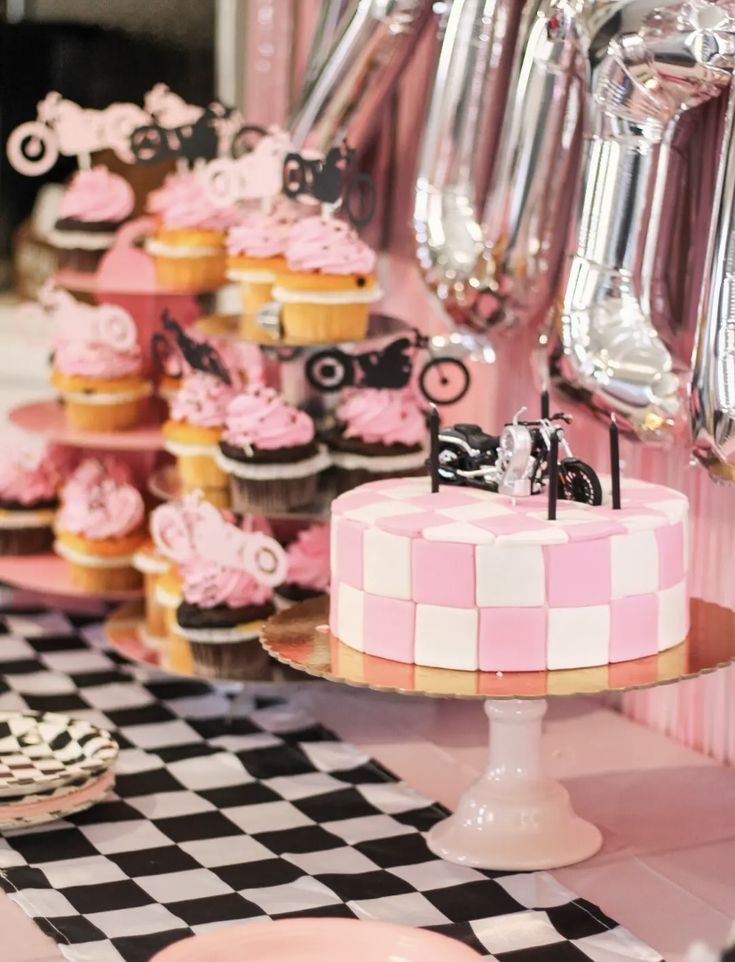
328,476 -> 689,671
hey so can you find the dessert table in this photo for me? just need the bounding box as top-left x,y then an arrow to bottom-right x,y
0,301 -> 733,962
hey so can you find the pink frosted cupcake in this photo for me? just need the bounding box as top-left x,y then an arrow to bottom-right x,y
48,289 -> 152,431
173,506 -> 284,680
145,171 -> 241,291
226,197 -> 309,324
50,166 -> 135,273
274,216 -> 382,343
329,387 -> 428,493
216,386 -> 330,512
275,524 -> 330,610
161,372 -> 238,501
0,436 -> 61,555
54,459 -> 146,592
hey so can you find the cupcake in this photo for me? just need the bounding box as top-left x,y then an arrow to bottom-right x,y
216,386 -> 330,513
49,166 -> 134,273
273,215 -> 382,343
155,569 -> 193,674
174,506 -> 281,680
226,197 -> 309,332
132,541 -> 170,645
54,460 -> 146,592
275,524 -> 330,610
0,436 -> 61,556
145,171 -> 240,291
329,387 -> 428,493
47,287 -> 152,431
161,372 -> 237,499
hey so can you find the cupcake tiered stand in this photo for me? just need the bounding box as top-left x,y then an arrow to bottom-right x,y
261,595 -> 735,870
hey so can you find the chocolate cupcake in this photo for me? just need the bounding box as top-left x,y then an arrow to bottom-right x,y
328,388 -> 428,494
0,436 -> 61,555
48,167 -> 134,273
216,386 -> 330,513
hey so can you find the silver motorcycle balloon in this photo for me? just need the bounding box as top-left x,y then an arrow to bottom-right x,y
289,0 -> 433,152
551,0 -> 735,442
413,0 -> 522,332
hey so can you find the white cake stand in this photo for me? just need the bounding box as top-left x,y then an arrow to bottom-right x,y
261,595 -> 735,871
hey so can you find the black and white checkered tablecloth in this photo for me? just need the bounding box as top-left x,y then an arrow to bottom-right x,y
0,600 -> 663,962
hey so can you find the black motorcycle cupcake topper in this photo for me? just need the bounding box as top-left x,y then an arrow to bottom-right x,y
282,142 -> 376,228
429,405 -> 440,493
436,408 -> 603,506
129,85 -> 266,165
304,327 -> 471,406
151,311 -> 231,385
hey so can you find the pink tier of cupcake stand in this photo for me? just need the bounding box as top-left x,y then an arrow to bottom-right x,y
262,595 -> 735,871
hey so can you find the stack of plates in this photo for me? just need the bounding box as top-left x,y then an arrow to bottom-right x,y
0,712 -> 118,830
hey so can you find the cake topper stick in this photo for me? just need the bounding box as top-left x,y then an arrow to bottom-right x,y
547,429 -> 559,520
541,389 -> 550,420
610,413 -> 622,509
429,404 -> 440,493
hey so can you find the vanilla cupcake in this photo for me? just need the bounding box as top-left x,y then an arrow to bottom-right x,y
47,286 -> 152,432
0,436 -> 61,555
216,386 -> 330,513
274,215 -> 381,343
226,196 -> 309,332
145,171 -> 240,291
50,166 -> 134,273
275,524 -> 330,610
132,541 -> 170,645
328,387 -> 428,493
161,372 -> 237,501
54,460 -> 146,592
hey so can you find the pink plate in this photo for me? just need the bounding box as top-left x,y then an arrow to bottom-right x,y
10,400 -> 164,451
152,918 -> 480,962
0,554 -> 142,601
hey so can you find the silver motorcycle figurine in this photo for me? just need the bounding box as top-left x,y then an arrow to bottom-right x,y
437,407 -> 602,505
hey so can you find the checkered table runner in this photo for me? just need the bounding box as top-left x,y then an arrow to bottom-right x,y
0,600 -> 662,962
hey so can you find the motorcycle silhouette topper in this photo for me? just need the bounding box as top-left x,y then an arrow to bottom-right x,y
283,143 -> 376,228
151,311 -> 231,385
304,327 -> 471,406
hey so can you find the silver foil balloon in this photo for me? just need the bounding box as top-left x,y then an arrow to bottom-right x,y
692,79 -> 735,477
289,0 -> 434,152
413,0 -> 523,332
300,0 -> 358,103
550,0 -> 735,441
481,0 -> 617,327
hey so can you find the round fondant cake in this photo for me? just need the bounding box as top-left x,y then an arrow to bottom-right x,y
329,476 -> 689,671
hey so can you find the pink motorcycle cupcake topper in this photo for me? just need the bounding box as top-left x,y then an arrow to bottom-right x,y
41,282 -> 138,353
199,127 -> 296,207
190,505 -> 287,587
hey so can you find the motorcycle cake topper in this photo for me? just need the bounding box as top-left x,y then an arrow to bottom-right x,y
283,142 -> 376,227
151,311 -> 232,385
6,84 -> 261,176
198,127 -> 295,208
6,91 -> 149,175
129,84 -> 264,167
305,327 -> 471,406
431,401 -> 607,516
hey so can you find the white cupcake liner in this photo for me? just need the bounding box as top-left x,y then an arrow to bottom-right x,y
173,621 -> 264,644
145,238 -> 223,258
54,539 -> 135,569
329,447 -> 428,473
60,383 -> 152,405
272,284 -> 382,305
0,508 -> 55,530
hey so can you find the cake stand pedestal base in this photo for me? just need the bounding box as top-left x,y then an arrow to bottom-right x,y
426,699 -> 602,870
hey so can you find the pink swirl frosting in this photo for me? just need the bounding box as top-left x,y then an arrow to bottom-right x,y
226,198 -> 307,259
337,388 -> 427,447
181,557 -> 272,608
58,166 -> 135,224
285,525 -> 330,590
285,216 -> 376,274
147,171 -> 241,231
222,387 -> 315,450
170,372 -> 237,427
0,437 -> 60,505
58,460 -> 144,540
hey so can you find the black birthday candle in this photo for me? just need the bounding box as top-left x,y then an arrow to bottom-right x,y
547,429 -> 559,521
610,414 -> 621,509
541,389 -> 550,420
429,405 -> 440,493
